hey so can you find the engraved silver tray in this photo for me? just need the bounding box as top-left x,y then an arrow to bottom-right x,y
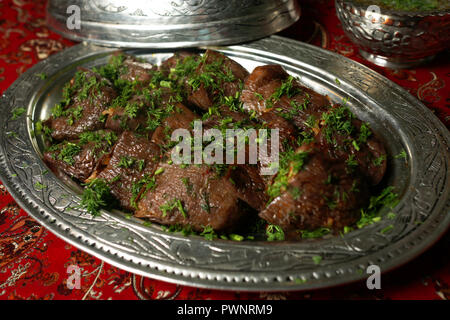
0,36 -> 449,291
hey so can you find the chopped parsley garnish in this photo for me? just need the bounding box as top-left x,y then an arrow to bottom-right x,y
267,148 -> 309,202
266,224 -> 285,241
93,53 -> 126,82
289,186 -> 302,200
290,98 -> 309,112
142,221 -> 152,227
160,80 -> 172,88
356,186 -> 399,229
35,72 -> 47,80
49,131 -> 117,166
294,278 -> 307,284
373,154 -> 387,166
130,174 -> 156,208
80,178 -> 115,216
304,114 -> 317,129
124,101 -> 142,119
11,107 -> 26,120
228,234 -> 244,241
51,70 -> 111,123
35,120 -> 53,139
57,142 -> 81,165
346,154 -> 358,168
387,212 -> 397,219
312,255 -> 322,264
355,0 -> 450,11
118,156 -> 136,169
270,76 -> 301,101
321,105 -> 355,144
358,122 -> 372,144
299,227 -> 331,239
34,181 -> 47,190
161,224 -> 195,237
254,92 -> 264,101
160,198 -> 187,218
181,177 -> 193,194
380,224 -> 394,234
137,159 -> 145,172
394,149 -> 407,160
200,225 -> 217,240
187,55 -> 235,95
200,192 -> 211,213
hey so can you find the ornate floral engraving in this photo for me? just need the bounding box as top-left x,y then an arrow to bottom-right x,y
335,0 -> 450,67
46,0 -> 300,48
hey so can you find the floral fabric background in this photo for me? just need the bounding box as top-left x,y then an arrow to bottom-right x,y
0,0 -> 448,300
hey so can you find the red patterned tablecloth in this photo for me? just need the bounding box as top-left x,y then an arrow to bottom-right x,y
0,0 -> 448,300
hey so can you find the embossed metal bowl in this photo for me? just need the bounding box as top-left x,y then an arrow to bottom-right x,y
335,0 -> 450,68
46,0 -> 301,48
1,36 -> 449,291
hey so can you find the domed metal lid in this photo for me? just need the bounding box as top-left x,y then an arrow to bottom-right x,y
46,0 -> 301,48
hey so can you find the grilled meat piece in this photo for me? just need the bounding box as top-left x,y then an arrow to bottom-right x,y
187,50 -> 249,110
241,64 -> 330,132
201,105 -> 269,210
150,103 -> 198,148
104,94 -> 151,134
117,53 -> 156,84
241,64 -> 288,114
47,69 -> 117,141
242,64 -> 387,186
43,130 -> 117,181
202,105 -> 252,130
260,144 -> 369,232
135,163 -> 245,232
240,65 -> 323,179
316,105 -> 387,185
105,87 -> 196,140
201,104 -> 258,166
227,165 -> 268,211
258,111 -> 298,146
159,51 -> 200,77
96,131 -> 161,211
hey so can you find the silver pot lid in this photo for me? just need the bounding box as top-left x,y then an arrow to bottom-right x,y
46,0 -> 301,48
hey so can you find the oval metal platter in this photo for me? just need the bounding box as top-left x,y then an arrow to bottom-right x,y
0,36 -> 449,292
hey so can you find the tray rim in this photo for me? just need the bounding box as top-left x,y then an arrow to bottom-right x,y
0,36 -> 449,292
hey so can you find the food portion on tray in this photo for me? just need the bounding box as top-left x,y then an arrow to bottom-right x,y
38,50 -> 398,241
